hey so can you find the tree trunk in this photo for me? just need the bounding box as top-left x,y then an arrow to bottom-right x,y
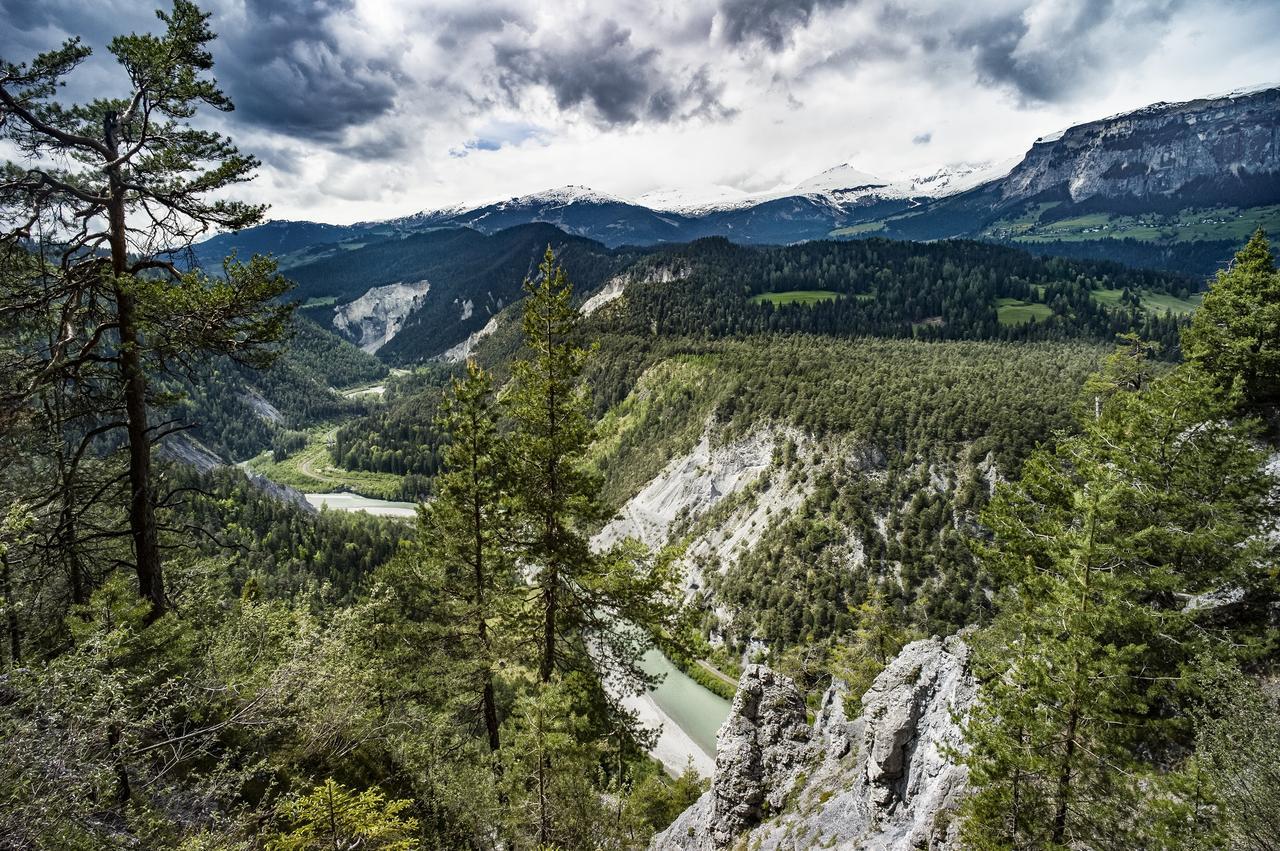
482,676 -> 500,753
538,320 -> 559,685
1052,493 -> 1098,846
1,553 -> 19,665
540,570 -> 557,683
1050,707 -> 1079,845
105,111 -> 164,619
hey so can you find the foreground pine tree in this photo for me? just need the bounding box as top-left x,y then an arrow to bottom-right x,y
419,359 -> 512,752
1183,228 -> 1280,409
506,247 -> 682,690
960,337 -> 1271,848
0,0 -> 290,616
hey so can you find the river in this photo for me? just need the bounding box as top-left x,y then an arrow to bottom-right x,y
635,648 -> 731,775
308,490 -> 733,776
304,491 -> 417,518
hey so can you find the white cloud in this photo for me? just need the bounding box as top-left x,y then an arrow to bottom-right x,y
3,0 -> 1278,223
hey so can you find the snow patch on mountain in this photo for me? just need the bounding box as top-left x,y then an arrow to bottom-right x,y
792,160 -> 1017,203
499,184 -> 626,209
333,280 -> 431,353
635,161 -> 1017,214
634,184 -> 761,213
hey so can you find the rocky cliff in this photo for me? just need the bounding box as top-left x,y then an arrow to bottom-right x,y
1001,86 -> 1280,207
332,280 -> 432,353
653,634 -> 975,851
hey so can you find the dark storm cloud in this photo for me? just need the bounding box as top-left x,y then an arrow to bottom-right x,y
0,0 -> 405,149
912,131 -> 932,145
945,0 -> 1185,104
494,20 -> 733,126
716,0 -> 851,51
213,0 -> 402,143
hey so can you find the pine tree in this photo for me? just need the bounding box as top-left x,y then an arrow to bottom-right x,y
1183,228 -> 1280,409
268,778 -> 420,851
0,1 -> 291,617
960,341 -> 1271,849
505,247 -> 682,690
420,359 -> 513,752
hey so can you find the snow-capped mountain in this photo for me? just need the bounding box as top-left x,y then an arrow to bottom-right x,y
632,184 -> 760,214
196,83 -> 1280,257
632,160 -> 1018,217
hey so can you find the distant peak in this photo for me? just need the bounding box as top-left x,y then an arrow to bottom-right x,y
506,185 -> 625,206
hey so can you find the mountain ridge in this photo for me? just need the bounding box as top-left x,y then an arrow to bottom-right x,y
191,84 -> 1280,273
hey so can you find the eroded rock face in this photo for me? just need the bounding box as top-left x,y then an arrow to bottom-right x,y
710,666 -> 812,844
652,634 -> 975,851
1001,88 -> 1280,206
332,280 -> 431,353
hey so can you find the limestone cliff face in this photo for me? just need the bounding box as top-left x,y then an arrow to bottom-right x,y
332,280 -> 431,353
1000,87 -> 1280,205
652,634 -> 975,851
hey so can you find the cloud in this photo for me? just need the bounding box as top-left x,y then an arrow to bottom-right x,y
2,0 -> 1278,224
715,0 -> 850,51
943,0 -> 1187,104
213,0 -> 404,143
493,19 -> 732,126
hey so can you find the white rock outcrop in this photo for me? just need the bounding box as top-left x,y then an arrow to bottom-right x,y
653,634 -> 975,851
333,280 -> 431,353
592,429 -> 780,553
440,314 -> 499,363
580,265 -> 690,316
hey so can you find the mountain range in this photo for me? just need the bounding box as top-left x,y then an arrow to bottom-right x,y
194,83 -> 1280,276
189,84 -> 1280,360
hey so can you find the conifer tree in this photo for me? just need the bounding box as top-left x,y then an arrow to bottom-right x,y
421,359 -> 512,752
1183,228 -> 1280,408
960,340 -> 1270,849
506,247 -> 682,690
0,1 -> 291,617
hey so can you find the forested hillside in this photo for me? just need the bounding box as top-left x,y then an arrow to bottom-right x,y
598,236 -> 1191,350
3,4 -> 1279,851
288,223 -> 644,362
177,317 -> 387,462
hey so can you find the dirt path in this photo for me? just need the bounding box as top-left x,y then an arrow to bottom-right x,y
295,428 -> 342,486
697,659 -> 739,689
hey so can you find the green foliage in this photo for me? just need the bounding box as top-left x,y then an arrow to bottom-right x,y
179,317 -> 386,463
580,334 -> 1104,645
497,679 -> 615,850
749,289 -> 842,306
1190,662 -> 1280,850
603,237 -> 1189,352
267,779 -> 419,851
287,223 -> 638,362
960,339 -> 1272,849
407,359 -> 513,749
622,761 -> 708,835
1183,228 -> 1280,407
0,0 -> 296,614
507,248 -> 683,691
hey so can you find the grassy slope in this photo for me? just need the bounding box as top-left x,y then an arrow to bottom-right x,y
1090,288 -> 1201,315
995,298 -> 1054,326
983,203 -> 1280,245
245,424 -> 405,500
749,290 -> 842,306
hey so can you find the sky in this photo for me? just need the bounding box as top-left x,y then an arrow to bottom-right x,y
3,0 -> 1280,225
